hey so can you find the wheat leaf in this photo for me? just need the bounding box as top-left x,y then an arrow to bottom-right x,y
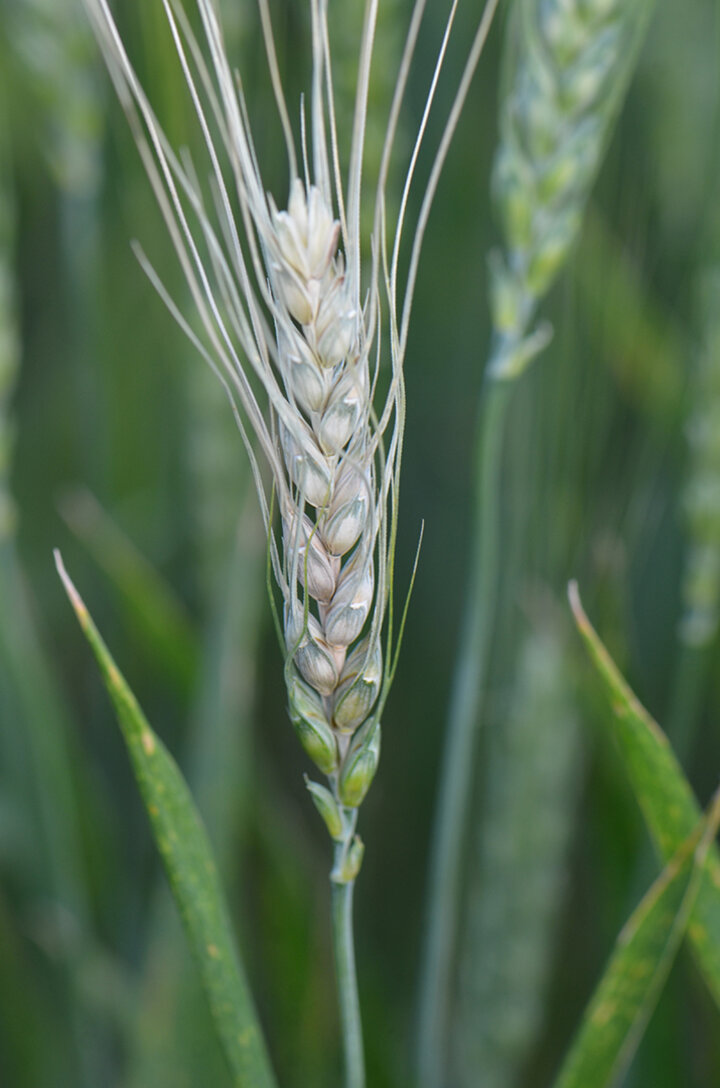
553,790 -> 720,1088
569,580 -> 720,1009
54,550 -> 276,1088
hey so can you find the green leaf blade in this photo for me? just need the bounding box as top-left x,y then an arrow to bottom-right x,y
568,581 -> 720,1008
55,551 -> 276,1088
554,795 -> 720,1088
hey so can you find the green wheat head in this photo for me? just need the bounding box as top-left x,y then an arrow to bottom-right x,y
490,0 -> 654,379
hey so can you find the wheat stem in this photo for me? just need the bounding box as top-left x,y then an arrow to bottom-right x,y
332,835 -> 365,1088
419,3 -> 656,1078
417,374 -> 511,1088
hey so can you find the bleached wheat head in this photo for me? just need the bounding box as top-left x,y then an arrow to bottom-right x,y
82,0 -> 497,874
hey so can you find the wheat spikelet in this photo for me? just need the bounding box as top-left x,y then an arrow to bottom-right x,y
680,270 -> 720,648
490,0 -> 654,378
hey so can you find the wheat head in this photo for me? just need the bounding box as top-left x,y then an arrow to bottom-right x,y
490,0 -> 654,379
80,0 -> 499,879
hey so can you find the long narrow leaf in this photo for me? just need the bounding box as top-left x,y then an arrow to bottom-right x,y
55,551 -> 276,1088
569,581 -> 720,1008
553,789 -> 720,1088
128,494 -> 264,1088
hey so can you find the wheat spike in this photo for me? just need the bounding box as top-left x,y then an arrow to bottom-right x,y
80,0 -> 500,876
490,0 -> 654,378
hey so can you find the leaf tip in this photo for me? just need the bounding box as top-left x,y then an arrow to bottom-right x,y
567,579 -> 588,630
53,546 -> 66,578
54,548 -> 89,624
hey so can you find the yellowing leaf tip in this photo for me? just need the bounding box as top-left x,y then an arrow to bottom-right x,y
567,579 -> 585,624
54,548 -> 88,621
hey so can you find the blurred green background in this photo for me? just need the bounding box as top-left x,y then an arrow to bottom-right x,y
1,1 -> 720,1086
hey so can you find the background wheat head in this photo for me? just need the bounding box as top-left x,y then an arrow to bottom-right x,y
490,0 -> 654,378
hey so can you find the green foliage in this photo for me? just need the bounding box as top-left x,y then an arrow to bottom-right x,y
680,271 -> 720,647
0,170 -> 18,539
554,799 -> 720,1088
3,0 -> 720,1085
126,489 -> 265,1088
454,620 -> 582,1088
570,583 -> 720,1009
55,553 -> 276,1088
3,0 -> 102,194
60,488 -> 198,693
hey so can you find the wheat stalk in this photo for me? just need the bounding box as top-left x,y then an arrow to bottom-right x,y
79,1 -> 499,1083
419,1 -> 654,1081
